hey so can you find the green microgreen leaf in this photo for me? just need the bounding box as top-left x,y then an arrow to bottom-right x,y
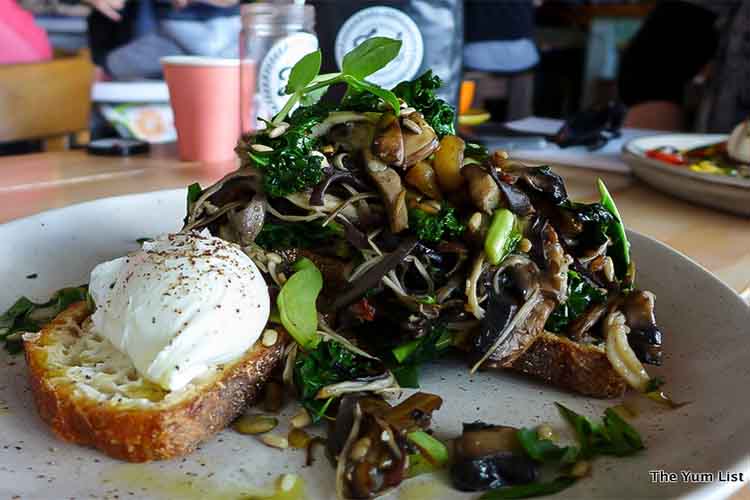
341,37 -> 402,80
286,49 -> 322,95
277,258 -> 323,349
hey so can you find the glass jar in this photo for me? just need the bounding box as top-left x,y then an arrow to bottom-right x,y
240,3 -> 317,132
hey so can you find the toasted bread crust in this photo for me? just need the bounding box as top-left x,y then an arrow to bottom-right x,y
505,331 -> 627,398
24,302 -> 287,462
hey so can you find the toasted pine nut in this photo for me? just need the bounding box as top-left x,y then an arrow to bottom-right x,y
518,238 -> 533,253
401,118 -> 422,134
401,107 -> 416,115
288,428 -> 311,449
262,329 -> 278,347
251,144 -> 274,153
603,256 -> 616,282
349,437 -> 371,462
279,474 -> 298,492
259,433 -> 289,449
233,415 -> 278,435
536,423 -> 554,441
290,408 -> 311,429
571,460 -> 591,478
268,122 -> 289,139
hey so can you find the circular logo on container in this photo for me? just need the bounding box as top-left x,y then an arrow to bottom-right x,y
258,32 -> 319,118
335,6 -> 424,89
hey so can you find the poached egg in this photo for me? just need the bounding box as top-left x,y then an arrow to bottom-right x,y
88,232 -> 269,391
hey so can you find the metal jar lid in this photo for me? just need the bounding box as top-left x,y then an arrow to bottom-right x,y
241,3 -> 315,34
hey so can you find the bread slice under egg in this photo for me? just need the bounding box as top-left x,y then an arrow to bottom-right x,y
23,302 -> 287,462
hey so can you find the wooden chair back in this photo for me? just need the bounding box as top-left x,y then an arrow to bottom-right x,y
0,50 -> 94,151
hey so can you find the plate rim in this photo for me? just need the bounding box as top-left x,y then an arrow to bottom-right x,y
622,133 -> 750,190
3,188 -> 750,499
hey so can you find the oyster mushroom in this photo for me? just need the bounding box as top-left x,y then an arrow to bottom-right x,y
463,164 -> 500,214
621,290 -> 663,365
225,193 -> 266,246
402,112 -> 439,166
364,149 -> 408,233
331,393 -> 443,499
372,112 -> 405,167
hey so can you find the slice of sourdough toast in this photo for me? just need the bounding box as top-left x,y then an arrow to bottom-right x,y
23,302 -> 286,462
506,331 -> 627,398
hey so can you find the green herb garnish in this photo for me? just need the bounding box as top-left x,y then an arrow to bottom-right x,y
492,403 -> 645,498
597,179 -> 631,281
480,477 -> 578,499
545,270 -> 607,334
293,338 -> 379,422
255,221 -> 342,250
0,286 -> 89,354
392,70 -> 456,138
276,258 -> 323,349
409,205 -> 465,244
391,325 -> 452,388
274,37 -> 402,126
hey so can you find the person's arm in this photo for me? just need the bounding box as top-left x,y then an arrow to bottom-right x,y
618,1 -> 719,130
80,0 -> 126,21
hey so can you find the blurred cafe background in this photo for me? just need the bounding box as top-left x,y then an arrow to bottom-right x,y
0,0 -> 748,161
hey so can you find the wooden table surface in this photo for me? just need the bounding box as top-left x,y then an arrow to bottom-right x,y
0,147 -> 748,498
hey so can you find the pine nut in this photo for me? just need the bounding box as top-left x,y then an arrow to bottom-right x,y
259,433 -> 289,449
268,122 -> 289,139
251,143 -> 274,153
288,428 -> 312,448
279,474 -> 297,492
536,423 -> 554,441
518,238 -> 533,253
349,437 -> 371,462
603,256 -> 616,282
401,107 -> 416,115
401,118 -> 422,134
233,415 -> 278,435
290,408 -> 311,429
262,329 -> 278,347
571,460 -> 591,478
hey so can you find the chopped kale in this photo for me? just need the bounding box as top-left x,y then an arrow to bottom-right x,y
545,270 -> 606,334
393,70 -> 456,138
409,205 -> 465,244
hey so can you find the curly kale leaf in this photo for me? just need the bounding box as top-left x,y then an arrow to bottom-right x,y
255,221 -> 342,250
240,103 -> 332,198
409,205 -> 465,244
293,339 -> 380,421
1,286 -> 89,354
393,70 -> 456,138
546,270 -> 606,334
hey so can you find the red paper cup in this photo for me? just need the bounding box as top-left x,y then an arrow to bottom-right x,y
162,56 -> 241,163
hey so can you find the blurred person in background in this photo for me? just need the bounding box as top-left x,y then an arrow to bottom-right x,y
619,0 -> 750,133
463,0 -> 538,120
76,0 -> 240,80
0,0 -> 52,64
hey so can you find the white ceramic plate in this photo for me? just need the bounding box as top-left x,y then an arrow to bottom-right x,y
1,190 -> 749,499
622,134 -> 750,217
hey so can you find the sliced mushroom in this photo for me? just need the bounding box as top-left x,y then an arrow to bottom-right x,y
332,393 -> 443,499
463,164 -> 500,214
372,112 -> 405,167
330,121 -> 377,153
566,302 -> 608,342
365,149 -> 408,234
622,291 -> 663,365
225,193 -> 266,246
404,160 -> 443,200
403,112 -> 439,166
